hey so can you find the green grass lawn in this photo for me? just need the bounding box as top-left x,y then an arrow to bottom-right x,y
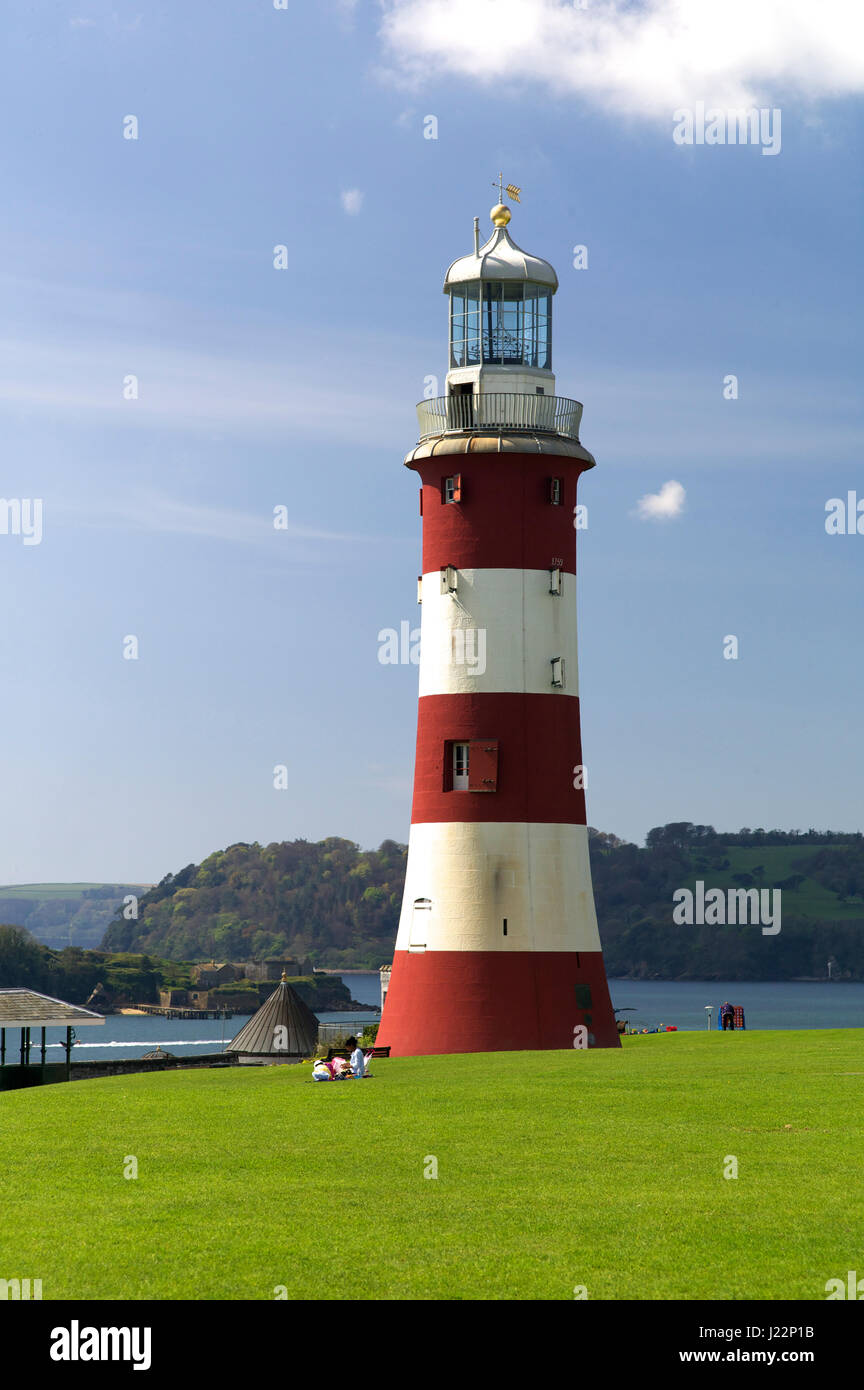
2,1030 -> 862,1301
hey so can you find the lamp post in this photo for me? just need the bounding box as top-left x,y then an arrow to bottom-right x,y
705,1006 -> 713,1031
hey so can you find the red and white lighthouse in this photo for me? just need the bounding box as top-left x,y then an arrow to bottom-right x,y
378,196 -> 620,1056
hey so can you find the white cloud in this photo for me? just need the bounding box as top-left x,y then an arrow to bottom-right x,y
340,188 -> 365,215
635,480 -> 686,520
379,0 -> 864,117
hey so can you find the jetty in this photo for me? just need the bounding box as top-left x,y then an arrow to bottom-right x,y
133,1003 -> 234,1020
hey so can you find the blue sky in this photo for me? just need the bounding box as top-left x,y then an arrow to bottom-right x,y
0,0 -> 861,883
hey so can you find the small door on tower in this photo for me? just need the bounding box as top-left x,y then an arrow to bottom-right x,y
448,382 -> 475,429
409,897 -> 431,952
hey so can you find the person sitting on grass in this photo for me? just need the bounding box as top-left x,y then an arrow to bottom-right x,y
347,1036 -> 368,1079
331,1053 -> 352,1079
312,1058 -> 331,1081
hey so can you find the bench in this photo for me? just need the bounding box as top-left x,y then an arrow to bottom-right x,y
326,1045 -> 390,1061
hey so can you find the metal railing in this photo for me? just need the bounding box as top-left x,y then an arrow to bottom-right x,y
416,392 -> 583,441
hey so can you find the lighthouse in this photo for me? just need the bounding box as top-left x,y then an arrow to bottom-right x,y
378,192 -> 620,1056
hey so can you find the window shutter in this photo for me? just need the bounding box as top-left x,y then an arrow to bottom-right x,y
452,473 -> 462,502
468,739 -> 499,792
419,488 -> 424,516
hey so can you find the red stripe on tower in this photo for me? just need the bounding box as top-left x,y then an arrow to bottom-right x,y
378,197 -> 620,1057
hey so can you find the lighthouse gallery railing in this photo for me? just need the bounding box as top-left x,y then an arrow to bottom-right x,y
416,392 -> 583,441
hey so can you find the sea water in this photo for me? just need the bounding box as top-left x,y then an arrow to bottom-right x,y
29,975 -> 864,1061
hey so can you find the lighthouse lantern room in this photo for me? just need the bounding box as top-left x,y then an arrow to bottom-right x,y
377,194 -> 620,1056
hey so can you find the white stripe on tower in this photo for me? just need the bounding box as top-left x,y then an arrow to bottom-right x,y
418,568 -> 580,697
394,821 -> 600,953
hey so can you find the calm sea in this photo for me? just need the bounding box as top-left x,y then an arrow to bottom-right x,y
30,974 -> 864,1062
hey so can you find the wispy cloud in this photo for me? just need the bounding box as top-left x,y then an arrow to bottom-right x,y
0,338 -> 402,440
53,491 -> 365,546
340,188 -> 365,215
379,0 -> 864,117
635,480 -> 686,520
0,273 -> 411,444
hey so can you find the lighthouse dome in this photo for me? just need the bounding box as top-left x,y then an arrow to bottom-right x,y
444,224 -> 558,293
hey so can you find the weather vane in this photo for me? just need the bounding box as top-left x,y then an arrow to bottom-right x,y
494,172 -> 521,204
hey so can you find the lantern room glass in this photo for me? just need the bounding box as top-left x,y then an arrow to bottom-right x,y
450,281 -> 551,370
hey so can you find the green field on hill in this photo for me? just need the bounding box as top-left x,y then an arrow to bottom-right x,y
703,848 -> 864,920
1,1031 -> 861,1300
0,883 -> 104,899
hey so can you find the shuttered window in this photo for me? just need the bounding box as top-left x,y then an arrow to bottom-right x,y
446,739 -> 499,791
468,739 -> 499,792
452,742 -> 470,790
443,474 -> 462,503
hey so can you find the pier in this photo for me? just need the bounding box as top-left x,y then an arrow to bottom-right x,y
133,1004 -> 234,1020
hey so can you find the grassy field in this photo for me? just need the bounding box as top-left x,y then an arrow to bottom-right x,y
2,1030 -> 862,1301
698,847 -> 864,920
0,883 -> 108,900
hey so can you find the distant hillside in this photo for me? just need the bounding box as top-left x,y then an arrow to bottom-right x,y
0,883 -> 150,949
97,826 -> 864,981
592,824 -> 864,980
102,839 -> 406,969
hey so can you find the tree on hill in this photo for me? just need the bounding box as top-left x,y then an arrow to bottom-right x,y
95,828 -> 864,979
102,838 -> 408,967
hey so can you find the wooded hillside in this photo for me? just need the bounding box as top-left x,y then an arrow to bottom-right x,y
96,825 -> 864,979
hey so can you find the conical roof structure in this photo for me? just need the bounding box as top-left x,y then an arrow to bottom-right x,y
226,974 -> 318,1063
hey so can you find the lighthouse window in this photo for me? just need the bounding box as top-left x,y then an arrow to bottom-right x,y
449,281 -> 551,370
521,285 -> 551,370
548,477 -> 562,505
443,474 -> 462,504
551,657 -> 566,688
449,282 -> 481,368
447,739 -> 499,792
453,742 -> 470,790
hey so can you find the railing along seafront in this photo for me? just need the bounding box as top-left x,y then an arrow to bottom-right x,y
317,1019 -> 379,1045
416,392 -> 583,441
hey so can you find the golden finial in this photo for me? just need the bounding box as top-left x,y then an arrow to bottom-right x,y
281,970 -> 287,981
491,172 -> 520,226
